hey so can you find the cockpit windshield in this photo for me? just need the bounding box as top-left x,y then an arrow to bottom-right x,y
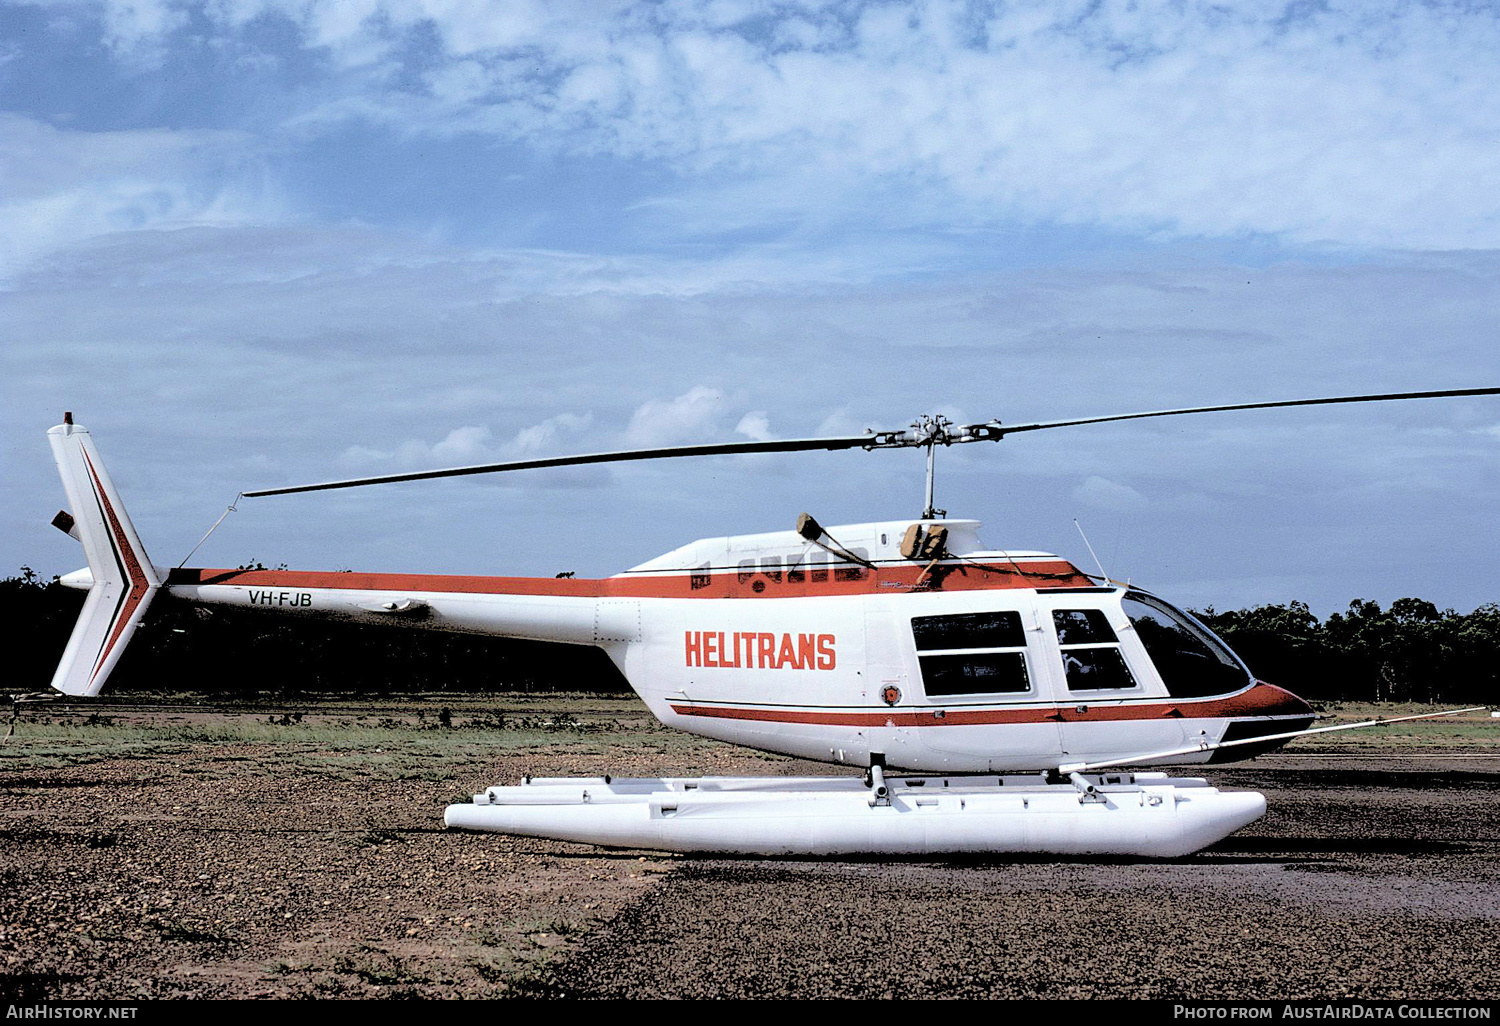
1122,591 -> 1252,699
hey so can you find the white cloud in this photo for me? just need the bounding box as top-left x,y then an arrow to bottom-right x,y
127,0 -> 1500,251
505,412 -> 594,456
735,410 -> 772,441
1072,475 -> 1148,512
343,424 -> 495,468
14,0 -> 1500,284
0,115 -> 282,281
339,411 -> 598,470
428,424 -> 493,462
815,408 -> 869,436
625,385 -> 727,446
99,0 -> 189,59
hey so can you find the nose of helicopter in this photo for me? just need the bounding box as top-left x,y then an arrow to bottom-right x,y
1228,680 -> 1316,719
1207,681 -> 1317,763
1257,680 -> 1315,717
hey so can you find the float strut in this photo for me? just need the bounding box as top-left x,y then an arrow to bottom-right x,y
867,759 -> 890,806
1068,772 -> 1107,804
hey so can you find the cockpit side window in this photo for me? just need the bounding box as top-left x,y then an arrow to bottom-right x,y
1054,608 -> 1116,646
1122,592 -> 1251,699
1053,608 -> 1137,692
911,611 -> 1031,696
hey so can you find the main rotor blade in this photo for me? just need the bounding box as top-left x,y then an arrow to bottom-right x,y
983,386 -> 1500,438
243,434 -> 877,497
244,385 -> 1500,497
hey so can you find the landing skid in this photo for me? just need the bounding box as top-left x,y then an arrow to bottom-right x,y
443,772 -> 1266,858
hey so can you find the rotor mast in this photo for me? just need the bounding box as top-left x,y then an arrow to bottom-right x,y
924,436 -> 941,519
906,414 -> 957,519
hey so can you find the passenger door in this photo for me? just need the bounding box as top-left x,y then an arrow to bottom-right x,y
907,599 -> 1065,771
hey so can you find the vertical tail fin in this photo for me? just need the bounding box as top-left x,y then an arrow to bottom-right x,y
46,417 -> 160,696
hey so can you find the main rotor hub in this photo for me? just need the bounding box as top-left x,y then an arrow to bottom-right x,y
855,414 -> 1008,519
863,414 -> 1004,451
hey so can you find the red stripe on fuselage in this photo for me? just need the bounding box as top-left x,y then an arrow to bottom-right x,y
668,682 -> 1312,727
166,559 -> 1095,599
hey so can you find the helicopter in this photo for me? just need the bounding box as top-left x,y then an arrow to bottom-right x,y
40,388 -> 1496,858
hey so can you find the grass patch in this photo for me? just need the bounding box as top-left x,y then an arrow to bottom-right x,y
1291,703 -> 1499,750
0,695 -> 739,779
330,945 -> 425,987
147,917 -> 236,947
456,917 -> 589,995
352,828 -> 407,847
5,697 -> 1483,780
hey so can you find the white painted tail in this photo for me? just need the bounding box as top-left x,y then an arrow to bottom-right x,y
46,418 -> 160,696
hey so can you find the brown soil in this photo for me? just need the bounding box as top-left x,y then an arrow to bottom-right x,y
2,703 -> 1496,1001
545,758 -> 1500,1000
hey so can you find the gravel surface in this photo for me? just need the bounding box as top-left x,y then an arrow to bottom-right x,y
540,756 -> 1500,1000
1,703 -> 1495,1001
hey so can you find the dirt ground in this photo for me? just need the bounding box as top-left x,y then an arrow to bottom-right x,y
1,698 -> 1496,1001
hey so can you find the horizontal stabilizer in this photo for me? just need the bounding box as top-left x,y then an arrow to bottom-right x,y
46,419 -> 160,696
52,510 -> 80,540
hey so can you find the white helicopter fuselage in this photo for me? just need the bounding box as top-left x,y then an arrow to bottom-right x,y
155,517 -> 1313,773
55,411 -> 1471,856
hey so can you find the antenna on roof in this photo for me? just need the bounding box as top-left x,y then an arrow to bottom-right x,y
1074,518 -> 1110,585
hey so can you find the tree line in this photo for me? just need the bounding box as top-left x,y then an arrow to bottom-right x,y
1193,598 -> 1500,705
0,569 -> 626,696
3,568 -> 1496,702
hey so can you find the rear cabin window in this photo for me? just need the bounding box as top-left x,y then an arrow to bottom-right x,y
911,611 -> 1031,696
1053,608 -> 1137,691
1122,592 -> 1251,698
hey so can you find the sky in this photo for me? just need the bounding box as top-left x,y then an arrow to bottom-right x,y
3,0 -> 1500,618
